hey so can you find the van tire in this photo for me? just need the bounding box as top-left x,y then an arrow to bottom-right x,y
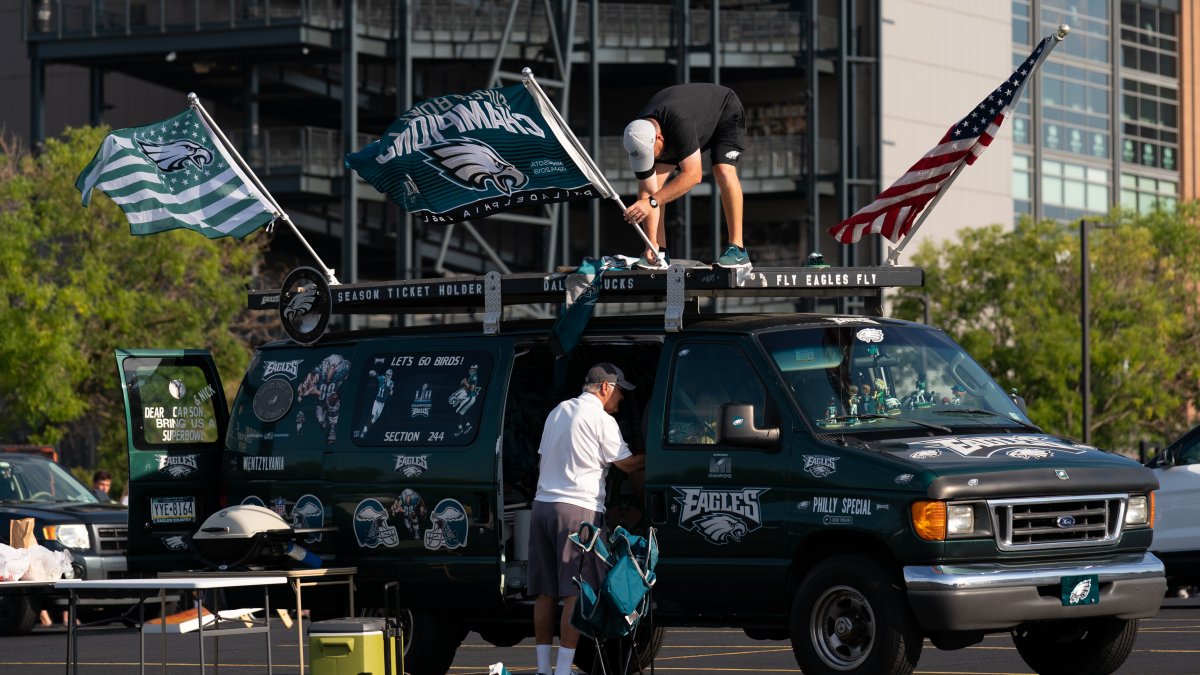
401,609 -> 467,675
790,554 -> 921,675
0,595 -> 37,635
1011,618 -> 1138,675
572,621 -> 665,674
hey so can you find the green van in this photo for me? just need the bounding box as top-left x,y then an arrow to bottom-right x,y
116,265 -> 1165,675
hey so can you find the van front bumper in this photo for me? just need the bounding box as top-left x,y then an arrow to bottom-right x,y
903,551 -> 1166,632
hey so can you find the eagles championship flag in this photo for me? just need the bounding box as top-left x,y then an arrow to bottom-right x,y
829,30 -> 1063,245
76,108 -> 277,239
346,81 -> 611,224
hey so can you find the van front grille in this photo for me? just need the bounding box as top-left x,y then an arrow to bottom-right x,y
989,494 -> 1124,551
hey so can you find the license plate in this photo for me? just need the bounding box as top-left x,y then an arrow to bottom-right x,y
150,496 -> 196,524
1061,574 -> 1100,606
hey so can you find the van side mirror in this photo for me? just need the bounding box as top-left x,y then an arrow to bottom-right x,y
719,403 -> 780,449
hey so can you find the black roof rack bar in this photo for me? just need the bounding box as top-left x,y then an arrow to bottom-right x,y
249,266 -> 924,315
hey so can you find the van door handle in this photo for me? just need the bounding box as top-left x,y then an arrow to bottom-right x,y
650,491 -> 667,524
473,492 -> 490,524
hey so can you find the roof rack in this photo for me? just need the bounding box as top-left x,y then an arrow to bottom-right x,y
251,264 -> 924,344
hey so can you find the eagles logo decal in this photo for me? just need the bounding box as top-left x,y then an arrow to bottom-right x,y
283,287 -> 318,324
674,487 -> 768,545
138,139 -> 214,173
691,514 -> 749,544
156,454 -> 199,478
423,140 -> 528,195
161,535 -> 188,552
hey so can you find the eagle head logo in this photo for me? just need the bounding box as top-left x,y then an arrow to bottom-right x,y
693,513 -> 749,544
162,535 -> 189,551
138,139 -> 214,172
423,139 -> 528,195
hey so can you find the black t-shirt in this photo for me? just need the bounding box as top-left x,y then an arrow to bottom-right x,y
637,83 -> 735,166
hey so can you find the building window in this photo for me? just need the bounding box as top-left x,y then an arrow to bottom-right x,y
1040,62 -> 1110,159
1041,1 -> 1110,64
1120,173 -> 1177,214
1120,78 -> 1178,171
1042,159 -> 1109,221
1013,154 -> 1032,223
1119,1 -> 1178,76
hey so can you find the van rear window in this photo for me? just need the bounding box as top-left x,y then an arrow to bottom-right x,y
352,351 -> 493,447
127,362 -> 222,448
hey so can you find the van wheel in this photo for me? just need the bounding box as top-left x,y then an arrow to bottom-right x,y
0,595 -> 37,635
573,621 -> 665,674
400,609 -> 467,675
1012,618 -> 1137,675
790,554 -> 921,675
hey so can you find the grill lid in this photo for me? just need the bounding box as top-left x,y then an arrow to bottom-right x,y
193,504 -> 292,541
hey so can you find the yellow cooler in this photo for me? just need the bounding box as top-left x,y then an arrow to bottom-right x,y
308,617 -> 387,675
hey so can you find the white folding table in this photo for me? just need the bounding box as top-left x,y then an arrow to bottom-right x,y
160,567 -> 357,675
56,576 -> 286,675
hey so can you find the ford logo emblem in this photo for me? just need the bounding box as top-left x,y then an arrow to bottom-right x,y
1057,516 -> 1076,528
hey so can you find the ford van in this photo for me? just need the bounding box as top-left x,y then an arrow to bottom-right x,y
117,264 -> 1165,675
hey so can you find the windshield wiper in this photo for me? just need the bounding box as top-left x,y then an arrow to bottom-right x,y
933,408 -> 1041,431
824,414 -> 952,434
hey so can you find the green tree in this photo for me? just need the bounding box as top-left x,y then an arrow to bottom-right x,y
893,205 -> 1200,454
0,127 -> 267,473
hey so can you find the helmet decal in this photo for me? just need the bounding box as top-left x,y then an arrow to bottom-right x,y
423,498 -> 469,551
353,498 -> 400,548
290,493 -> 326,543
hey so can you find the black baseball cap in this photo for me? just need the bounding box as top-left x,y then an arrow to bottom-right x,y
585,362 -> 635,391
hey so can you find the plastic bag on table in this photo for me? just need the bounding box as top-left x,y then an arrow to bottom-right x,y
0,543 -> 31,581
21,544 -> 73,581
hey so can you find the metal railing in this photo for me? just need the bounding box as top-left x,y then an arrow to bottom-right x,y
230,126 -> 808,183
601,134 -> 806,182
225,126 -> 372,177
25,0 -> 807,53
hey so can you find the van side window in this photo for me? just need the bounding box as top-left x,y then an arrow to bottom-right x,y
666,344 -> 769,446
352,351 -> 493,447
231,351 -> 353,451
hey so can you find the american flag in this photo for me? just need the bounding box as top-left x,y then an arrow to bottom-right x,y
829,33 -> 1058,245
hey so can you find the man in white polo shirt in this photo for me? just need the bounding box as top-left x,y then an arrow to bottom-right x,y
530,362 -> 646,675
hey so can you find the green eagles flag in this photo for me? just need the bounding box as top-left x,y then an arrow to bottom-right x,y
346,81 -> 612,224
77,107 -> 277,239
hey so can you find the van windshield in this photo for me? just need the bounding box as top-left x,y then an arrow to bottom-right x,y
758,323 -> 1034,433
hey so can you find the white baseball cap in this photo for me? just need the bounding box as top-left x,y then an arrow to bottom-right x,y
622,119 -> 656,177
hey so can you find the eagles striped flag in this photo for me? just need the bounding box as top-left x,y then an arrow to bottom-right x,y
76,107 -> 277,239
346,80 -> 612,224
829,32 -> 1060,245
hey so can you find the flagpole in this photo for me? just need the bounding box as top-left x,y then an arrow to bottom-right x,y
883,24 -> 1070,266
188,93 -> 341,285
521,68 -> 659,254
884,163 -> 966,266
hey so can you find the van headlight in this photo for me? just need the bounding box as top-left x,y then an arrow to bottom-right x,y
947,504 -> 976,535
43,524 -> 90,550
1125,494 -> 1152,527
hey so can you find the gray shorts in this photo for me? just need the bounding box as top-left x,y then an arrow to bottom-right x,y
527,500 -> 605,599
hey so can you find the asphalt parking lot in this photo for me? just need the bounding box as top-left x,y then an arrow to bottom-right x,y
1,595 -> 1197,674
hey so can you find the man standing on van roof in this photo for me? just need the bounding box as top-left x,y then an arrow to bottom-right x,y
621,83 -> 751,270
530,363 -> 646,675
